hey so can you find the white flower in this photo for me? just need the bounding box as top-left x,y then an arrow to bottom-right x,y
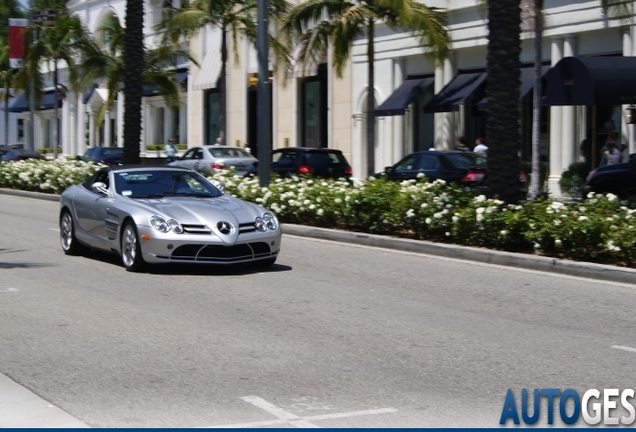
606,193 -> 618,201
406,209 -> 415,218
578,216 -> 588,221
500,230 -> 508,236
607,241 -> 621,252
476,207 -> 485,214
555,239 -> 562,246
317,209 -> 324,216
554,220 -> 561,226
416,172 -> 425,178
475,195 -> 487,203
425,218 -> 432,224
420,203 -> 428,208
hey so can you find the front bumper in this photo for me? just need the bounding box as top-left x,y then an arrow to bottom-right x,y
136,226 -> 282,264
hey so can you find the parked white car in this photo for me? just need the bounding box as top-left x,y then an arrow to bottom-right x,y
169,145 -> 257,176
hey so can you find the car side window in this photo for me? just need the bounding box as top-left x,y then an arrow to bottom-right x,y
182,148 -> 197,160
418,155 -> 441,170
394,155 -> 420,172
273,151 -> 296,166
194,149 -> 203,160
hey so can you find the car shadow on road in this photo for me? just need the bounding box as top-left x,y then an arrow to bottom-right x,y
81,249 -> 292,276
0,248 -> 55,269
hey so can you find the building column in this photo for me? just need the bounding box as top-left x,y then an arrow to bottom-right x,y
392,58 -> 405,163
104,110 -> 111,147
62,95 -> 71,156
180,104 -> 187,144
434,57 -> 454,150
117,92 -> 124,147
561,36 -> 577,171
624,26 -> 635,156
76,94 -> 86,156
548,37 -> 564,197
69,99 -> 76,158
88,109 -> 95,148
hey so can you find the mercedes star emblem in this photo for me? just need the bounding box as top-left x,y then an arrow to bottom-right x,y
217,221 -> 233,235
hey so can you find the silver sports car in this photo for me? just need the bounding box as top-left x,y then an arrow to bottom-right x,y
59,165 -> 281,271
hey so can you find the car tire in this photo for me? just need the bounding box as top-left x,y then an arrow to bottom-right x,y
121,221 -> 146,272
60,210 -> 86,255
255,257 -> 277,268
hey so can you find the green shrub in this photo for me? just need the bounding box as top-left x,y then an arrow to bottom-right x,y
559,162 -> 588,198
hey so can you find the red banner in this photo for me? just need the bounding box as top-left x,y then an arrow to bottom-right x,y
9,18 -> 28,68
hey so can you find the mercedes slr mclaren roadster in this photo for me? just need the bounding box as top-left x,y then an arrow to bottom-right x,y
59,165 -> 281,271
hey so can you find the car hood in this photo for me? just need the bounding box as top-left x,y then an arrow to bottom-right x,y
132,194 -> 265,227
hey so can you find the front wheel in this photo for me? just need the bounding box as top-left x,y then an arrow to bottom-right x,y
60,210 -> 86,255
121,222 -> 146,272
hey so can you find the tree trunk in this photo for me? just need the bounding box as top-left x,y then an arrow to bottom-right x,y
529,3 -> 543,200
366,19 -> 375,178
219,27 -> 227,145
123,0 -> 144,164
4,96 -> 8,147
485,0 -> 522,203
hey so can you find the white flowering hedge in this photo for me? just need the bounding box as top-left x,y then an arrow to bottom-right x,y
1,159 -> 635,267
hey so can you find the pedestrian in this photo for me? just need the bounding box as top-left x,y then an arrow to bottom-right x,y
473,137 -> 488,155
215,137 -> 222,146
579,129 -> 593,174
242,142 -> 251,154
456,136 -> 469,152
600,139 -> 621,167
164,138 -> 177,164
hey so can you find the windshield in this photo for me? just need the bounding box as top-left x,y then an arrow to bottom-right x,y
446,153 -> 487,168
100,148 -> 124,158
113,170 -> 223,199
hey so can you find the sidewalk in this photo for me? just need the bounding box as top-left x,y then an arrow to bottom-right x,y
0,373 -> 88,427
2,187 -> 636,285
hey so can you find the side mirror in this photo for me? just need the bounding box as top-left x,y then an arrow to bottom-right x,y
92,182 -> 109,195
385,166 -> 394,173
212,180 -> 225,191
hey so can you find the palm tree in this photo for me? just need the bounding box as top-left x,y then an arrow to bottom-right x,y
26,12 -> 93,158
159,0 -> 291,146
279,0 -> 450,177
123,0 -> 144,164
80,15 -> 197,131
485,0 -> 522,203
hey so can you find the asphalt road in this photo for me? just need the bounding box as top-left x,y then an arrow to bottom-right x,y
1,194 -> 636,427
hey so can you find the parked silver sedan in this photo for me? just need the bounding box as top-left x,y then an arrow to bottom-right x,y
59,165 -> 281,272
168,145 -> 257,176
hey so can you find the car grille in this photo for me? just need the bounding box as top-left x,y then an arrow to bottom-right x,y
181,224 -> 211,234
238,222 -> 256,234
156,242 -> 273,262
180,222 -> 256,235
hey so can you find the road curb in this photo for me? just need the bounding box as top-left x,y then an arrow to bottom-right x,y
2,187 -> 635,285
281,224 -> 636,285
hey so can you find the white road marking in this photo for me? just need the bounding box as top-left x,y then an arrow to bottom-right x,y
0,288 -> 18,293
612,345 -> 636,353
48,228 -> 59,232
284,234 -> 636,289
207,396 -> 397,428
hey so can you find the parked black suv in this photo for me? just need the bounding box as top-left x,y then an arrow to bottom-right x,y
247,147 -> 352,179
585,153 -> 636,198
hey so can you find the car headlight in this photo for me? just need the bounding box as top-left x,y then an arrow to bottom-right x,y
150,215 -> 183,233
254,217 -> 266,232
263,212 -> 278,230
255,213 -> 278,232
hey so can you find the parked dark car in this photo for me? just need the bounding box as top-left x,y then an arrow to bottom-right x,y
0,148 -> 45,162
585,153 -> 636,197
246,147 -> 352,179
81,147 -> 124,166
377,150 -> 527,192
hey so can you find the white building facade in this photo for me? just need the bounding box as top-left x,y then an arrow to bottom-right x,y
350,0 -> 636,194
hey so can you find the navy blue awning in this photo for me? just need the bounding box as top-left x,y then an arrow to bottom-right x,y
542,56 -> 636,106
424,72 -> 486,113
477,65 -> 551,110
8,90 -> 62,113
83,84 -> 99,104
142,70 -> 188,96
375,78 -> 434,116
